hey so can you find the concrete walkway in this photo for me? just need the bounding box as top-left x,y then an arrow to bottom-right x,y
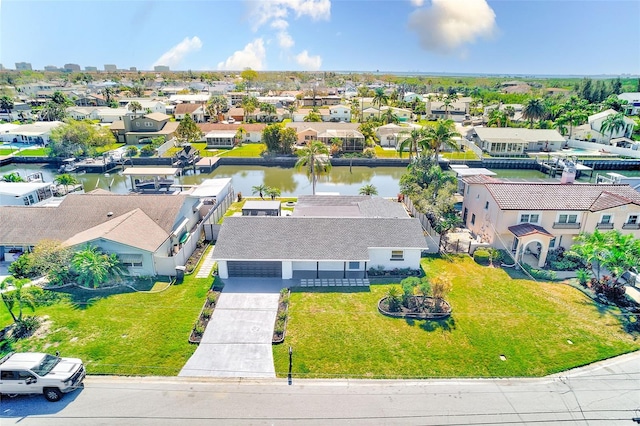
179,278 -> 287,378
195,247 -> 216,279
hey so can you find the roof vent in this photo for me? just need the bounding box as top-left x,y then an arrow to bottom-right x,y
107,211 -> 113,217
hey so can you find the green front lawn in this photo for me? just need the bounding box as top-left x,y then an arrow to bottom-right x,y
374,146 -> 400,159
16,148 -> 50,157
95,143 -> 126,154
442,151 -> 479,160
1,275 -> 214,376
0,148 -> 15,155
216,143 -> 266,157
273,256 -> 638,378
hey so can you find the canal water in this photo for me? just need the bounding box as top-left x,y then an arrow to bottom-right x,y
2,163 -> 639,198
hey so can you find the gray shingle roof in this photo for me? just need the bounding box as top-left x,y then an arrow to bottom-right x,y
484,183 -> 640,211
293,195 -> 408,218
213,217 -> 427,261
0,193 -> 187,245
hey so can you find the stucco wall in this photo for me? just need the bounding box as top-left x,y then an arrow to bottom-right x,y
368,248 -> 421,270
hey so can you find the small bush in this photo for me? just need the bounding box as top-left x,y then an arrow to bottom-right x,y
126,146 -> 138,156
386,286 -> 402,312
277,310 -> 288,321
140,145 -> 155,156
206,292 -> 217,305
473,249 -> 490,265
13,316 -> 40,338
201,308 -> 213,320
193,323 -> 205,336
522,263 -> 557,280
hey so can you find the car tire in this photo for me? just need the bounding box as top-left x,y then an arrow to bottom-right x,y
43,387 -> 62,402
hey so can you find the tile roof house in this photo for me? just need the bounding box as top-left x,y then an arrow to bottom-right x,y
461,174 -> 640,268
0,192 -> 203,276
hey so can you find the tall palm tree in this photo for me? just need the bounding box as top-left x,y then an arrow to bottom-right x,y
442,94 -> 456,120
241,96 -> 258,122
359,184 -> 378,196
259,103 -> 277,122
287,103 -> 297,119
295,140 -> 331,195
600,112 -> 627,144
424,119 -> 461,161
1,95 -> 14,115
487,109 -> 508,128
54,173 -> 79,195
303,111 -> 322,122
398,128 -> 429,159
555,110 -> 587,140
522,98 -> 546,128
235,126 -> 247,145
372,88 -> 388,120
128,101 -> 143,116
382,108 -> 399,124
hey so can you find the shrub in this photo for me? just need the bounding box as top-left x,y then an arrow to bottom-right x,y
487,248 -> 503,264
576,269 -> 591,287
13,316 -> 40,338
201,308 -> 213,320
126,146 -> 138,156
473,249 -> 490,265
522,263 -> 557,280
193,323 -> 205,336
206,292 -> 217,305
140,145 -> 155,156
277,310 -> 288,321
386,286 -> 402,312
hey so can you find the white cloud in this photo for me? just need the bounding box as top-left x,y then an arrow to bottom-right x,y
295,50 -> 322,70
410,0 -> 425,6
270,19 -> 289,30
153,36 -> 202,68
408,0 -> 497,54
251,0 -> 331,30
277,31 -> 295,49
217,38 -> 266,70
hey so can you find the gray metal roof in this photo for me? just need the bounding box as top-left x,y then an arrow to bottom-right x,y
213,217 -> 427,261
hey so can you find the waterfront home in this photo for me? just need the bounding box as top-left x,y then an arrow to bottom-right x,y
0,102 -> 33,122
66,107 -> 129,123
214,198 -> 426,279
467,127 -> 565,156
286,122 -> 363,149
174,103 -> 205,122
0,181 -> 54,206
429,100 -> 469,122
110,112 -> 179,144
461,171 -> 640,268
0,189 -> 220,275
375,123 -> 422,148
2,121 -> 64,145
197,123 -> 265,143
573,109 -> 636,144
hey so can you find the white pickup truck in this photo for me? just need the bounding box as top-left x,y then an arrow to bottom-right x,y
0,352 -> 86,401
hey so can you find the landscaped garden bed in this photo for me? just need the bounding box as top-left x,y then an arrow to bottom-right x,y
189,285 -> 222,344
378,295 -> 451,319
185,239 -> 210,274
273,288 -> 290,344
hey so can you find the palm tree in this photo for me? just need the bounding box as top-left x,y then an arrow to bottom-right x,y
241,96 -> 258,122
54,173 -> 79,194
259,103 -> 277,122
303,111 -> 322,122
555,110 -> 587,140
487,109 -> 508,128
0,277 -> 35,323
252,184 -> 268,199
0,95 -> 14,116
382,108 -> 399,124
265,186 -> 281,200
128,101 -> 143,116
359,184 -> 378,196
3,172 -> 25,182
372,88 -> 388,120
600,112 -> 627,144
287,103 -> 297,119
71,245 -> 126,288
235,126 -> 247,145
295,140 -> 331,195
398,128 -> 429,159
522,98 -> 546,128
424,119 -> 461,161
101,87 -> 114,105
442,94 -> 456,119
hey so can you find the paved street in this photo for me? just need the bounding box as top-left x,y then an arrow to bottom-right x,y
2,351 -> 638,425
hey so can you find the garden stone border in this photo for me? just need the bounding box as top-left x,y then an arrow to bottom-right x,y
378,296 -> 452,320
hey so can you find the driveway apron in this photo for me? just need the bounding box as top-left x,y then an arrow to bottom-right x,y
179,278 -> 286,378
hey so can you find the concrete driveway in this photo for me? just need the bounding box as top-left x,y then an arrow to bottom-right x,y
179,278 -> 287,378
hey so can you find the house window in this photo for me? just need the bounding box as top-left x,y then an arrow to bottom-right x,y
484,201 -> 489,210
600,214 -> 612,224
471,214 -> 476,225
628,215 -> 638,225
391,250 -> 404,261
549,237 -> 556,249
348,262 -> 360,269
145,122 -> 153,128
519,213 -> 539,224
557,214 -> 577,224
120,254 -> 143,267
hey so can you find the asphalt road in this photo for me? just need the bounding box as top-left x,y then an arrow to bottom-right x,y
1,352 -> 638,425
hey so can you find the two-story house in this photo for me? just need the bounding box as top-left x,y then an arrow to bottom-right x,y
110,112 -> 179,144
461,172 -> 640,268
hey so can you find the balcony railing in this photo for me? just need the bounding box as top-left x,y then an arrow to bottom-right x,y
596,222 -> 614,230
622,223 -> 640,230
552,222 -> 580,229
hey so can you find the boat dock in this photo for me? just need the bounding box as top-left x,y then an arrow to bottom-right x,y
122,167 -> 181,193
195,156 -> 220,173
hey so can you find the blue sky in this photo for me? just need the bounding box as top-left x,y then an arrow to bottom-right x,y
1,0 -> 638,75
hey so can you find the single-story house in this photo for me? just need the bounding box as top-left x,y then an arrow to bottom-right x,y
0,182 -> 55,206
198,123 -> 265,143
118,99 -> 168,114
0,192 -> 206,275
174,103 -> 205,122
376,123 -> 422,148
286,122 -> 361,146
461,173 -> 640,268
2,121 -> 64,145
468,127 -> 566,155
213,216 -> 427,279
204,131 -> 235,148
